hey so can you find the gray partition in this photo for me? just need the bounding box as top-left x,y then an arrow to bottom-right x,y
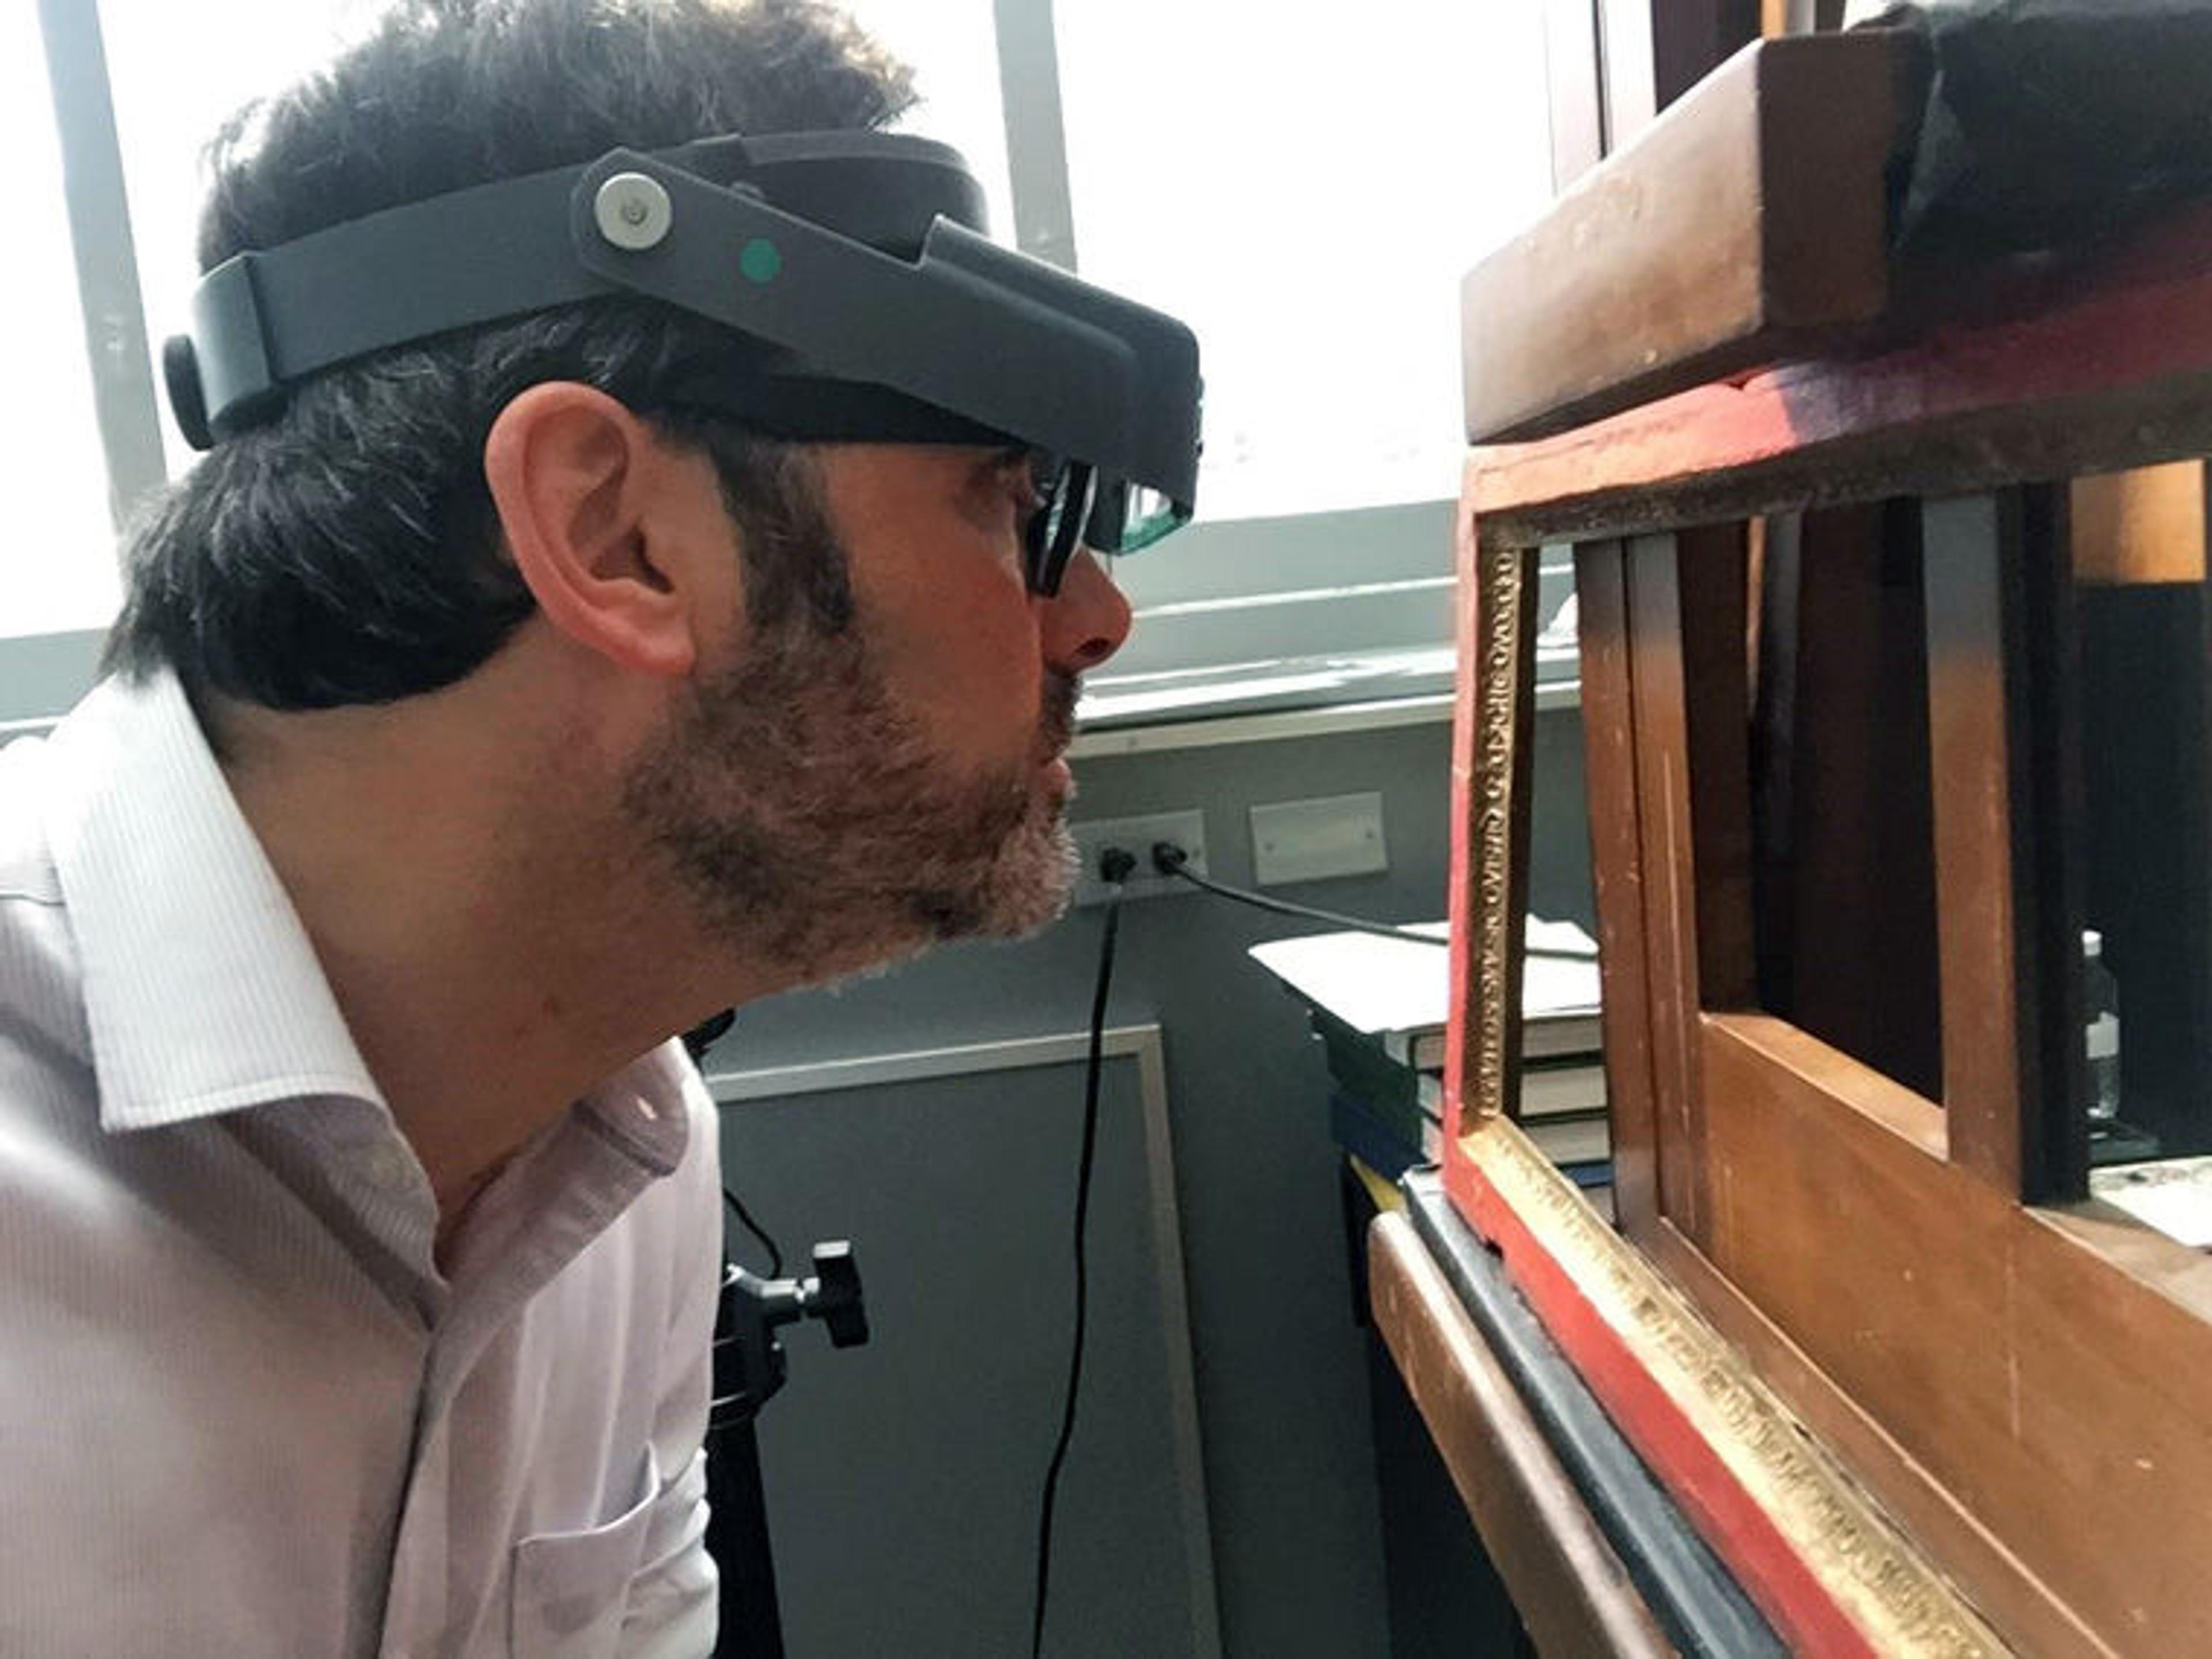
711,1026 -> 1219,1659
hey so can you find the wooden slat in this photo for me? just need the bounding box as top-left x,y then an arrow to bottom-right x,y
1461,32 -> 1914,444
1574,540 -> 1665,1237
1922,494 -> 2029,1188
1624,533 -> 1711,1241
1641,1220 -> 2113,1659
1698,1010 -> 2212,1653
1922,491 -> 2083,1197
1367,1212 -> 1675,1658
2071,463 -> 2207,585
1675,527 -> 1757,1009
1467,200 -> 2212,548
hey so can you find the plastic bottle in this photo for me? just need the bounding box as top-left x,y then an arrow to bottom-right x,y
2084,928 -> 2121,1124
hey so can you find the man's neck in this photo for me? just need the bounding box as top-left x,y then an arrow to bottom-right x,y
204,669 -> 768,1227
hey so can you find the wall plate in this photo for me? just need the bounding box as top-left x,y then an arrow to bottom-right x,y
1069,809 -> 1209,906
1249,792 -> 1388,886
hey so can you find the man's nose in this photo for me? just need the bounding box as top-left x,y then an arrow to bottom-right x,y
1039,547 -> 1132,674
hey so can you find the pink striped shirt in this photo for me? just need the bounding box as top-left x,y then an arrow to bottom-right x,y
0,669 -> 720,1657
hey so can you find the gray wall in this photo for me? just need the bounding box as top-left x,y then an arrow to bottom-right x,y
716,704 -> 1595,1657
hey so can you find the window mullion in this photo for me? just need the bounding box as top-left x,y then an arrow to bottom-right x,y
36,0 -> 166,539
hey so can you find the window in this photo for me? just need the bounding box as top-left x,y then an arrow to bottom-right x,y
1056,0 -> 1551,526
96,0 -> 1015,478
5,2 -> 121,641
1054,1 -> 1553,718
14,0 -> 1559,729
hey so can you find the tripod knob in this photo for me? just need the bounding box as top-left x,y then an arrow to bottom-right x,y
807,1241 -> 869,1349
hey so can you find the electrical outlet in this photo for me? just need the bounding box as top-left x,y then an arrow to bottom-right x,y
1069,809 -> 1207,906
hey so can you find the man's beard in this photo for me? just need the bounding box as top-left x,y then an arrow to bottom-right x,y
622,619 -> 1081,984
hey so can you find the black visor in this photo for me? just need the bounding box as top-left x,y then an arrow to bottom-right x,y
164,130 -> 1201,588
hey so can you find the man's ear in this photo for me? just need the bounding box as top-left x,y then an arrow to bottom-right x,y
483,382 -> 701,678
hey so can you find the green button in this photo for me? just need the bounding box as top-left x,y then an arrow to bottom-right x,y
740,238 -> 782,283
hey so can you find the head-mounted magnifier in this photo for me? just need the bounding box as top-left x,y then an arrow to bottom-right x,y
161,130 -> 1202,595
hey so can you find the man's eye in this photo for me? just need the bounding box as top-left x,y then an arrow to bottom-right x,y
1025,451 -> 1061,503
990,449 -> 1054,522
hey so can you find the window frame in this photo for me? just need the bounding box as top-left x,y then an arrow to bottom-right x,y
9,0 -> 1569,736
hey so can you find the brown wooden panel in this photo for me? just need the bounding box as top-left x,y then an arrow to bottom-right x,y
1624,533 -> 1713,1243
1698,1010 -> 2212,1653
1461,32 -> 1915,443
1366,1213 -> 1675,1658
1575,540 -> 1665,1239
1675,525 -> 1757,1009
1923,491 -> 2085,1197
2071,463 -> 2208,585
1923,494 -> 2029,1187
1642,1219 -> 2113,1658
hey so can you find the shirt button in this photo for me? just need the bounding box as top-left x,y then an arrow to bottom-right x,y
361,1143 -> 413,1193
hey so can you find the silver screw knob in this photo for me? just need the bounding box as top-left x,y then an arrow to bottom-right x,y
592,172 -> 673,251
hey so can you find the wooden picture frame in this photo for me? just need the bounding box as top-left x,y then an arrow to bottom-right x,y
1435,196 -> 2212,1657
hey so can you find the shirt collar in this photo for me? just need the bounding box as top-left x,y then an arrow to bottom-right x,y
577,1041 -> 697,1175
41,668 -> 385,1132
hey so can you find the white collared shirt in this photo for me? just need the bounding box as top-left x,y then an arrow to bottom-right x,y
0,668 -> 721,1658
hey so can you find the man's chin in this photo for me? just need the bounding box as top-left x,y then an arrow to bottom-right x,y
974,816 -> 1080,940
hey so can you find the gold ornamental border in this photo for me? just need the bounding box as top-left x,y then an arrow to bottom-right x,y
1468,537 -> 1525,1128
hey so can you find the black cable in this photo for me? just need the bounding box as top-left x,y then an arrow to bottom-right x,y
722,1184 -> 785,1280
1030,882 -> 1124,1659
1150,843 -> 1450,947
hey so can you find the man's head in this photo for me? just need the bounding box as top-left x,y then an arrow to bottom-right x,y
107,0 -> 1133,982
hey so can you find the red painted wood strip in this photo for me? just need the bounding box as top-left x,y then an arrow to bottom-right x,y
1442,1149 -> 1884,1659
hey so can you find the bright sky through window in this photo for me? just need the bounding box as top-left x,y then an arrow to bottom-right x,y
1056,1 -> 1552,525
5,5 -> 120,639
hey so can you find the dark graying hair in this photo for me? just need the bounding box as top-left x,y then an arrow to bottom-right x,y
105,0 -> 913,708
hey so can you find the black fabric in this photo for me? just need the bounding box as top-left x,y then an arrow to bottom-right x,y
663,365 -> 1014,448
1864,1 -> 2212,261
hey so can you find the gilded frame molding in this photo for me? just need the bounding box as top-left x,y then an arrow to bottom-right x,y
1436,518 -> 2006,1657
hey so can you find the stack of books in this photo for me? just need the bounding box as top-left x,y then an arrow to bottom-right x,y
1249,918 -> 1612,1215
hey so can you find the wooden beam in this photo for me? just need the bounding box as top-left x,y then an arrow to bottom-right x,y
1465,202 -> 2212,548
2070,463 -> 2207,585
1461,32 -> 1916,443
1367,1212 -> 1676,1658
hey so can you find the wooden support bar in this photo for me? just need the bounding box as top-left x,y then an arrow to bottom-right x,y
1367,1211 -> 1675,1658
1623,531 -> 1737,1241
1922,491 -> 2083,1196
1465,201 -> 2212,550
1461,32 -> 1914,443
1922,494 -> 2031,1188
1575,540 -> 1665,1237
